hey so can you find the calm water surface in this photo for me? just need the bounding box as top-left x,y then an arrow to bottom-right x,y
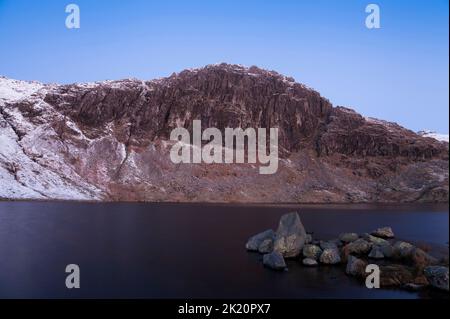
0,201 -> 448,298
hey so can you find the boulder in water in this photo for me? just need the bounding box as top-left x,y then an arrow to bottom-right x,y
380,264 -> 415,287
362,233 -> 389,246
263,251 -> 287,271
273,212 -> 307,258
303,244 -> 323,260
245,229 -> 274,251
378,243 -> 394,258
319,248 -> 341,264
368,246 -> 385,259
371,227 -> 395,239
346,256 -> 367,277
424,266 -> 449,291
339,233 -> 359,243
410,248 -> 438,269
303,258 -> 318,267
258,238 -> 274,254
393,241 -> 415,259
319,240 -> 339,250
344,239 -> 372,255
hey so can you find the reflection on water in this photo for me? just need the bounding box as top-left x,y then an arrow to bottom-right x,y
0,201 -> 448,298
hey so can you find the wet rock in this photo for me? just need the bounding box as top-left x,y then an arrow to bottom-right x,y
344,239 -> 372,255
263,251 -> 287,271
319,248 -> 341,264
393,241 -> 415,259
362,233 -> 389,246
371,227 -> 395,239
320,240 -> 339,250
412,274 -> 429,286
303,258 -> 318,266
305,234 -> 313,244
380,264 -> 415,287
411,248 -> 438,269
346,256 -> 367,277
302,244 -> 323,260
378,243 -> 394,258
258,238 -> 274,254
368,246 -> 385,259
245,229 -> 274,251
424,266 -> 449,291
331,238 -> 343,247
339,233 -> 359,243
273,212 -> 307,258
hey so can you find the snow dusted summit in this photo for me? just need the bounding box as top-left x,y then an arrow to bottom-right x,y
0,64 -> 448,202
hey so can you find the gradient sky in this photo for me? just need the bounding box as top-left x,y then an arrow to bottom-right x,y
0,0 -> 448,133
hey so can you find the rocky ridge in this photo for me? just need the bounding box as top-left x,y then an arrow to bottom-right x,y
0,64 -> 448,202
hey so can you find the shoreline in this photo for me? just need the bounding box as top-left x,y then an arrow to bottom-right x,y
1,198 -> 449,209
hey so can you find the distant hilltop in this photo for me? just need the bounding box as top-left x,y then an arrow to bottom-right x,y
418,130 -> 449,143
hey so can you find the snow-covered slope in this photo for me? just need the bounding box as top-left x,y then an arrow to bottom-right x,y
0,76 -> 43,101
418,130 -> 449,143
0,77 -> 104,200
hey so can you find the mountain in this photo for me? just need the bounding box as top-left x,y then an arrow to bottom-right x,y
418,130 -> 449,143
0,64 -> 448,203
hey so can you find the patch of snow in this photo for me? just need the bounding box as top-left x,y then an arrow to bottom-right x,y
0,90 -> 104,200
0,165 -> 45,199
75,82 -> 100,89
2,106 -> 36,133
0,120 -> 103,200
418,130 -> 449,143
65,118 -> 91,140
364,116 -> 401,133
0,77 -> 44,102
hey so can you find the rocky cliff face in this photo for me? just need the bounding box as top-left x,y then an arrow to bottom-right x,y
0,64 -> 448,202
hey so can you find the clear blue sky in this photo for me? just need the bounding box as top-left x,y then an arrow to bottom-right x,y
0,0 -> 448,132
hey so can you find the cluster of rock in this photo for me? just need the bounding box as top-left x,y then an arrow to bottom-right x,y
246,212 -> 449,292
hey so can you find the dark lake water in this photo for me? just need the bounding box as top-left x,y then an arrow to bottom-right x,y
0,201 -> 448,299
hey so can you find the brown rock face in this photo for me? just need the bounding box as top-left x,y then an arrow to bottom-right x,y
44,64 -> 332,153
319,107 -> 446,159
0,64 -> 448,202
